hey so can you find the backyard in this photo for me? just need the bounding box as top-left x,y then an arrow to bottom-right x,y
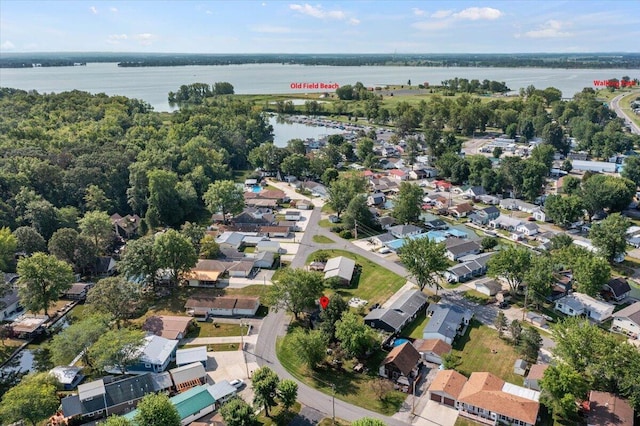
307,249 -> 407,307
450,319 -> 523,385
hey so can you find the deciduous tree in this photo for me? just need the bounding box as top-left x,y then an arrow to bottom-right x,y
398,238 -> 449,294
524,255 -> 555,309
572,254 -> 610,297
540,363 -> 588,420
519,327 -> 542,362
89,328 -> 145,374
17,253 -> 74,316
0,372 -> 59,426
49,314 -> 111,367
393,182 -> 423,224
488,247 -> 532,294
12,226 -> 45,256
590,213 -> 630,263
154,229 -> 197,286
220,397 -> 257,426
252,366 -> 280,417
133,393 -> 181,426
335,311 -> 378,358
342,194 -> 375,232
0,227 -> 16,272
277,379 -> 298,411
327,174 -> 366,218
544,195 -> 584,227
494,311 -> 507,338
265,268 -> 324,320
320,295 -> 348,340
203,180 -> 245,224
289,328 -> 327,370
87,277 -> 142,327
118,235 -> 159,287
78,210 -> 113,254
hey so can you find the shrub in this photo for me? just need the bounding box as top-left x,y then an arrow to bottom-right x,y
339,230 -> 353,239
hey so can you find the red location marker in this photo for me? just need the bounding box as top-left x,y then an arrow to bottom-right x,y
319,296 -> 330,309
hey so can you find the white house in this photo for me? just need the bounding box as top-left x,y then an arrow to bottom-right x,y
323,256 -> 356,285
611,302 -> 640,339
516,222 -> 539,236
474,279 -> 502,297
284,210 -> 301,221
413,339 -> 452,365
0,289 -> 20,321
176,346 -> 208,367
215,232 -> 245,250
423,303 -> 473,344
554,293 -> 614,322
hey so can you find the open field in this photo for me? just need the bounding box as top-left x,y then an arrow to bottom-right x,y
313,235 -> 335,244
277,325 -> 405,415
307,249 -> 407,307
257,402 -> 301,426
451,320 -> 523,385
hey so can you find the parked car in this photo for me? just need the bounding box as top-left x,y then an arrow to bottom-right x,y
328,215 -> 341,223
378,247 -> 391,254
498,301 -> 510,309
229,379 -> 245,389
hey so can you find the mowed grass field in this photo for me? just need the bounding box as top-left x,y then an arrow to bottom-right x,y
306,249 -> 407,307
451,320 -> 523,385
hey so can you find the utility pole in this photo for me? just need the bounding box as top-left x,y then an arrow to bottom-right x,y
240,320 -> 250,378
411,379 -> 417,416
331,384 -> 336,425
522,286 -> 528,322
354,220 -> 358,239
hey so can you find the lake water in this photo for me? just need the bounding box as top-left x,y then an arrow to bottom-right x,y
269,115 -> 345,147
1,62 -> 636,112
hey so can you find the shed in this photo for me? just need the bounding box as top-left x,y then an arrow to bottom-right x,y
169,362 -> 208,392
176,346 -> 208,367
323,256 -> 356,285
514,359 -> 528,376
474,279 -> 502,297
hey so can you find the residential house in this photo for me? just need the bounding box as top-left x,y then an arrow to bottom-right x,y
603,277 -> 631,302
255,240 -> 282,254
176,347 -> 208,368
526,312 -> 547,327
169,362 -> 208,392
572,160 -> 617,173
185,295 -> 260,318
253,251 -> 275,268
110,213 -> 141,239
367,192 -> 386,206
465,186 -> 487,199
423,303 -> 473,344
468,206 -> 500,226
516,223 -> 539,236
524,364 -> 549,392
490,215 -> 522,231
95,256 -> 116,276
611,302 -> 640,339
428,369 -> 467,407
124,385 -> 216,426
227,260 -> 255,278
301,180 -> 328,197
549,271 -> 573,301
50,366 -> 84,390
241,233 -> 270,247
444,253 -> 495,283
449,202 -> 474,219
127,334 -> 178,373
413,339 -> 452,365
474,279 -> 502,297
434,180 -> 453,192
11,314 -> 48,338
62,282 -> 94,301
444,239 -> 481,261
424,219 -> 448,230
260,226 -> 291,238
456,372 -> 540,426
186,260 -> 227,287
284,210 -> 301,221
208,380 -> 238,408
587,391 -> 635,426
379,342 -> 422,386
244,178 -> 258,187
143,315 -> 193,340
499,198 -> 546,221
296,199 -> 313,210
323,256 -> 356,285
0,289 -> 21,320
479,194 -> 500,205
216,232 -> 245,250
388,169 -> 408,181
150,372 -> 173,394
377,216 -> 396,230
364,289 -> 428,334
554,293 -> 615,322
514,359 -> 528,376
61,373 -> 155,420
388,224 -> 423,239
409,169 -> 434,180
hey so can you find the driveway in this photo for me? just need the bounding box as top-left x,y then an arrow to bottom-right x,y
414,400 -> 459,426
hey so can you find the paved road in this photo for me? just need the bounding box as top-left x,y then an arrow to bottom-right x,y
253,192 -> 555,424
610,91 -> 640,135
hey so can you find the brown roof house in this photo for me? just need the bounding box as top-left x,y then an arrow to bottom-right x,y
413,338 -> 452,365
587,391 -> 635,426
143,315 -> 193,340
185,295 -> 260,318
110,213 -> 141,239
457,372 -> 540,426
524,364 -> 549,392
428,369 -> 467,407
379,342 -> 422,387
185,260 -> 227,287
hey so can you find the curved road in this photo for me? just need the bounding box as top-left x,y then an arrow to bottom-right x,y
610,91 -> 640,135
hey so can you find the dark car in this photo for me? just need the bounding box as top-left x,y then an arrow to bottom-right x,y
498,301 -> 510,309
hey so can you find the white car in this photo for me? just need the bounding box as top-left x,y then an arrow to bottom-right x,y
378,247 -> 391,254
229,379 -> 245,389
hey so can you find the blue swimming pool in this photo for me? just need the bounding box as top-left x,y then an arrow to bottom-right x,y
393,338 -> 409,347
251,185 -> 262,193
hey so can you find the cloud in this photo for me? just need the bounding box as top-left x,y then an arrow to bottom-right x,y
106,34 -> 128,45
412,20 -> 451,31
349,18 -> 360,25
109,7 -> 118,13
453,7 -> 502,20
523,20 -> 573,38
251,25 -> 292,34
431,10 -> 453,19
90,6 -> 98,14
133,33 -> 155,46
412,8 -> 426,16
1,40 -> 15,50
205,10 -> 213,15
289,3 -> 349,21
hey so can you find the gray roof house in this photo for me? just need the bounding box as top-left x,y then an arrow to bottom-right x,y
468,206 -> 500,226
604,277 -> 632,302
444,239 -> 482,261
423,303 -> 473,344
364,289 -> 428,334
215,231 -> 245,250
323,256 -> 356,285
388,224 -> 423,239
444,252 -> 495,283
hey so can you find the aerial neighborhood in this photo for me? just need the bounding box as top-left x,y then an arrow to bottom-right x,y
1,73 -> 640,426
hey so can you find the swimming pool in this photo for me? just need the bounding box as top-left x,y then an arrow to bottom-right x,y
251,185 -> 262,193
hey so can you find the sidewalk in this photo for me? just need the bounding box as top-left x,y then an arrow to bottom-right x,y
182,335 -> 258,345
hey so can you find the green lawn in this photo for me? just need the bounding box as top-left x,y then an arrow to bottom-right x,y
318,419 -> 350,426
319,219 -> 333,228
451,320 -> 523,385
185,322 -> 242,339
204,343 -> 241,352
401,313 -> 430,340
257,402 -> 301,426
313,235 -> 335,244
307,249 -> 407,307
277,326 -> 406,415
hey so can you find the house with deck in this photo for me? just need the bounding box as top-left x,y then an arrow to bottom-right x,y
423,303 -> 473,344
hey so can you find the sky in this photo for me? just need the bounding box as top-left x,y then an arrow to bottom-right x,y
1,1 -> 639,54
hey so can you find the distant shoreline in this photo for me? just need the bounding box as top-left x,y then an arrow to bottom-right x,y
2,52 -> 640,69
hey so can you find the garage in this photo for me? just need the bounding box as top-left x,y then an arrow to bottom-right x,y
443,397 -> 455,407
430,393 -> 442,403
